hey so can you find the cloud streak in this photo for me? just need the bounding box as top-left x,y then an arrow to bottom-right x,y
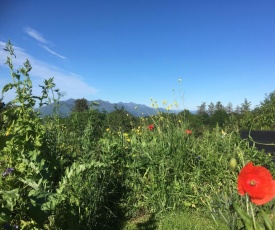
24,27 -> 48,44
24,27 -> 66,60
41,45 -> 66,59
0,41 -> 98,102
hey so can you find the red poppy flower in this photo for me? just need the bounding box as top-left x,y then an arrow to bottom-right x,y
148,124 -> 154,131
185,129 -> 192,135
237,162 -> 275,205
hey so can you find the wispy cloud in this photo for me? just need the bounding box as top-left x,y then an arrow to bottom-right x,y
24,27 -> 48,44
24,27 -> 66,59
41,45 -> 66,59
0,41 -> 98,102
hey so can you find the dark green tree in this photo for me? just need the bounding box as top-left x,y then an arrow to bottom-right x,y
72,98 -> 89,112
208,102 -> 215,116
178,109 -> 209,133
196,102 -> 210,127
107,105 -> 136,132
226,102 -> 234,114
250,91 -> 275,130
215,101 -> 224,111
209,109 -> 229,128
234,105 -> 241,114
240,98 -> 251,114
197,102 -> 207,115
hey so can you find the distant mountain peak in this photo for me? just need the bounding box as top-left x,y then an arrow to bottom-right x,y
38,98 -> 181,117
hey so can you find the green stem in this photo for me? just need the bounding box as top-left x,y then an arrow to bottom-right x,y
250,202 -> 257,230
246,194 -> 249,215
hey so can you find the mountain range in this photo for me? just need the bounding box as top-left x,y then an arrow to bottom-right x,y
37,98 -> 184,117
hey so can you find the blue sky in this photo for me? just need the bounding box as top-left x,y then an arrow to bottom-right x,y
0,0 -> 274,111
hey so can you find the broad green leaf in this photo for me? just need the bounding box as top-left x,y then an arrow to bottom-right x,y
2,83 -> 15,94
260,209 -> 272,230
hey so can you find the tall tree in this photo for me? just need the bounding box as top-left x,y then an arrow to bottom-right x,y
215,101 -> 224,111
196,102 -> 209,127
208,102 -> 215,115
73,98 -> 89,112
226,102 -> 233,114
107,106 -> 136,132
197,102 -> 207,115
234,105 -> 241,114
252,91 -> 275,129
209,110 -> 229,128
240,98 -> 251,114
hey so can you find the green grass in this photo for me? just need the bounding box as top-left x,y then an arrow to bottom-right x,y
123,210 -> 228,230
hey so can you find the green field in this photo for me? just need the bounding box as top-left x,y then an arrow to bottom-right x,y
1,41 -> 275,229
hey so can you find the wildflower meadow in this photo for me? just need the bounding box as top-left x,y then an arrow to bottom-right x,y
1,40 -> 275,229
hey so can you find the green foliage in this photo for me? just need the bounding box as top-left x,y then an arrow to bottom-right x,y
251,91 -> 275,130
0,189 -> 19,224
72,98 -> 89,113
107,105 -> 137,132
0,41 -> 58,229
0,100 -> 6,130
209,109 -> 229,127
178,109 -> 210,135
2,40 -> 275,229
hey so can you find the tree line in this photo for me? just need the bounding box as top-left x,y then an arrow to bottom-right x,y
67,91 -> 275,138
1,90 -> 274,139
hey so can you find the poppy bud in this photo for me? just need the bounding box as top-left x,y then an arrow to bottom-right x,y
229,157 -> 237,171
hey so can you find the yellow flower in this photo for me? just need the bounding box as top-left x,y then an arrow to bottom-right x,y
5,126 -> 12,136
166,105 -> 172,111
221,130 -> 227,137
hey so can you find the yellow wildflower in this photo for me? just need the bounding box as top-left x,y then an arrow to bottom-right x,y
5,126 -> 12,136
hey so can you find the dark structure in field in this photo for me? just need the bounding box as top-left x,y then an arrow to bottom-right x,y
240,130 -> 275,155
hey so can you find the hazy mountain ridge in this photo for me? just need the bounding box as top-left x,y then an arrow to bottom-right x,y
37,98 -> 183,117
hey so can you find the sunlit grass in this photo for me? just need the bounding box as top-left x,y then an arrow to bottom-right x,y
123,210 -> 228,230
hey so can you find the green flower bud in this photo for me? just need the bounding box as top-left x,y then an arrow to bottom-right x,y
229,157 -> 237,172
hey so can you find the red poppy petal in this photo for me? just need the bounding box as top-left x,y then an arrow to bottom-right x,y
237,162 -> 275,199
237,162 -> 254,196
243,174 -> 272,198
237,182 -> 246,196
250,180 -> 275,205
